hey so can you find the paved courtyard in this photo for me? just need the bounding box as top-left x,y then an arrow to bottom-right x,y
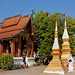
0,65 -> 75,75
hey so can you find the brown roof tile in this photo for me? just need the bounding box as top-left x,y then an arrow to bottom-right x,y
0,30 -> 21,39
0,15 -> 29,40
0,16 -> 29,33
2,15 -> 20,28
0,14 -> 36,42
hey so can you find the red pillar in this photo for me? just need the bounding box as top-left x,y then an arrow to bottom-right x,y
0,43 -> 3,55
1,44 -> 3,53
26,35 -> 29,57
31,43 -> 34,57
11,40 -> 15,56
4,44 -> 6,53
18,36 -> 21,57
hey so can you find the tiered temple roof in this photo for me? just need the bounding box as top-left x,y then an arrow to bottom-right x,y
0,12 -> 36,41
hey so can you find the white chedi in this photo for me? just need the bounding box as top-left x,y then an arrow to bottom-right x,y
62,29 -> 69,39
52,38 -> 59,49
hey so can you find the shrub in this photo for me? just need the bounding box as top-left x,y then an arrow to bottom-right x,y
36,60 -> 40,65
0,54 -> 13,70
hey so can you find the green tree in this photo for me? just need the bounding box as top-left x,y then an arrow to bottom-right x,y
67,17 -> 75,55
33,10 -> 75,58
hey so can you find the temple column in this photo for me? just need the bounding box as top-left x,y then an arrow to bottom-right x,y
26,34 -> 29,57
11,40 -> 15,56
31,42 -> 34,57
18,36 -> 21,57
0,42 -> 3,55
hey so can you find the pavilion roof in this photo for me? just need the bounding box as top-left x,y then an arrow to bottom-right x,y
0,14 -> 36,42
1,15 -> 20,28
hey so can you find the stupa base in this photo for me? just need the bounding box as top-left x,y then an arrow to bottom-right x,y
44,60 -> 66,74
44,71 -> 65,74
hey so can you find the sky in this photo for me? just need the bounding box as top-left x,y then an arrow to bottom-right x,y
0,0 -> 75,22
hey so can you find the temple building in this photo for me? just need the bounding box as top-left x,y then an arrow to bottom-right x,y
61,15 -> 71,69
44,21 -> 65,74
0,11 -> 37,63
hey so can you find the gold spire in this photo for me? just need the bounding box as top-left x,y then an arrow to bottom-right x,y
55,20 -> 57,31
62,14 -> 69,39
65,14 -> 67,29
52,21 -> 59,49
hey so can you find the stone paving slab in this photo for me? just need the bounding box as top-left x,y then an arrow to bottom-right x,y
0,65 -> 75,75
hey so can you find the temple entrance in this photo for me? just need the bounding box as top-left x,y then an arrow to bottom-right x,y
3,43 -> 6,53
21,37 -> 26,57
3,40 -> 10,54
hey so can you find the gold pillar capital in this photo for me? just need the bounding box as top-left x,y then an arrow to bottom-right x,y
26,34 -> 29,37
26,34 -> 29,40
30,42 -> 34,46
9,39 -> 15,43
